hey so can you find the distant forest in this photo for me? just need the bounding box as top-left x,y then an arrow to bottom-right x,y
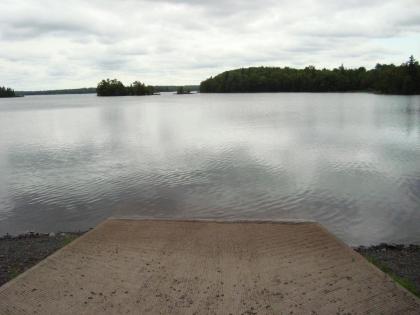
156,85 -> 199,92
0,86 -> 17,98
97,79 -> 154,96
19,88 -> 96,96
176,86 -> 192,94
4,57 -> 418,97
15,85 -> 199,96
96,79 -> 199,96
200,56 -> 420,95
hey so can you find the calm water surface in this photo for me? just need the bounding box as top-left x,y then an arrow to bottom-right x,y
0,93 -> 419,245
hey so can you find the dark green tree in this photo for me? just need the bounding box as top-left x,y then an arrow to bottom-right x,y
128,81 -> 154,95
97,79 -> 154,96
97,79 -> 126,96
200,57 -> 420,95
0,86 -> 16,98
176,86 -> 191,94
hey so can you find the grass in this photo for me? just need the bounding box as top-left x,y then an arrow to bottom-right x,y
365,255 -> 420,298
60,234 -> 79,246
8,266 -> 21,280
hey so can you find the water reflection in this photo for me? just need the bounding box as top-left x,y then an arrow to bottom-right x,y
0,93 -> 419,245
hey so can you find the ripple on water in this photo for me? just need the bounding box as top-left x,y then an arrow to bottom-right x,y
0,93 -> 419,245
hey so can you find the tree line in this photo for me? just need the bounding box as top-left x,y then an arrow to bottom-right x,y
0,86 -> 17,98
176,86 -> 192,94
200,56 -> 420,95
97,79 -> 154,96
16,86 -> 199,95
21,88 -> 96,95
154,85 -> 198,92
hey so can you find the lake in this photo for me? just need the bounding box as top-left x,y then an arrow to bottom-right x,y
0,93 -> 419,245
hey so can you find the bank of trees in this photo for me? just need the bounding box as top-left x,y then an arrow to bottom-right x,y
176,86 -> 191,94
97,79 -> 154,96
200,56 -> 420,95
21,88 -> 96,95
0,86 -> 16,97
155,85 -> 199,92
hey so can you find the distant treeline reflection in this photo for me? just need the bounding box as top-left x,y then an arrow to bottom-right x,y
200,56 -> 420,95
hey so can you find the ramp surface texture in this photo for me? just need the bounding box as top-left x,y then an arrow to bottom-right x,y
0,219 -> 419,314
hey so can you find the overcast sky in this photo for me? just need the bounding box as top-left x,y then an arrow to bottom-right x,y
1,0 -> 420,90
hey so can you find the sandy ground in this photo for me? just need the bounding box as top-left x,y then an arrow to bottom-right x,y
3,233 -> 418,293
0,219 -> 419,314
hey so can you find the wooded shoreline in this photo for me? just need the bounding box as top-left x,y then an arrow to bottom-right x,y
200,56 -> 420,95
2,56 -> 419,97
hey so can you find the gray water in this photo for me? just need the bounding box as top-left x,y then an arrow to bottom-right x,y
0,93 -> 419,245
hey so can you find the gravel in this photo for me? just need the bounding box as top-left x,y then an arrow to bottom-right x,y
0,232 -> 83,286
355,244 -> 420,296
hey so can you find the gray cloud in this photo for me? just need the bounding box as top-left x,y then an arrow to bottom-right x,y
0,0 -> 419,89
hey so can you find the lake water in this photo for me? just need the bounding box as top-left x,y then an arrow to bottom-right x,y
0,93 -> 419,245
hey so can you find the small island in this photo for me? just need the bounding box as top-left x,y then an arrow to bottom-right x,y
200,56 -> 420,95
96,79 -> 154,96
154,85 -> 199,93
176,86 -> 192,94
0,86 -> 19,98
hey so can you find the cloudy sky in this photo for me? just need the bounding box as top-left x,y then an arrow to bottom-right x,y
1,0 -> 419,90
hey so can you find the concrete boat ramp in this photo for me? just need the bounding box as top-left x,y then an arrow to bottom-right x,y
0,219 -> 419,314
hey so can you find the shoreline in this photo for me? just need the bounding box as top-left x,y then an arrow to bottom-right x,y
354,244 -> 420,297
1,232 -> 419,298
0,231 -> 84,287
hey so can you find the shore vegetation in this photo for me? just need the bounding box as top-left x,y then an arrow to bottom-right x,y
154,85 -> 198,93
97,79 -> 154,96
0,86 -> 17,98
200,56 -> 420,95
176,86 -> 192,94
20,88 -> 96,95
